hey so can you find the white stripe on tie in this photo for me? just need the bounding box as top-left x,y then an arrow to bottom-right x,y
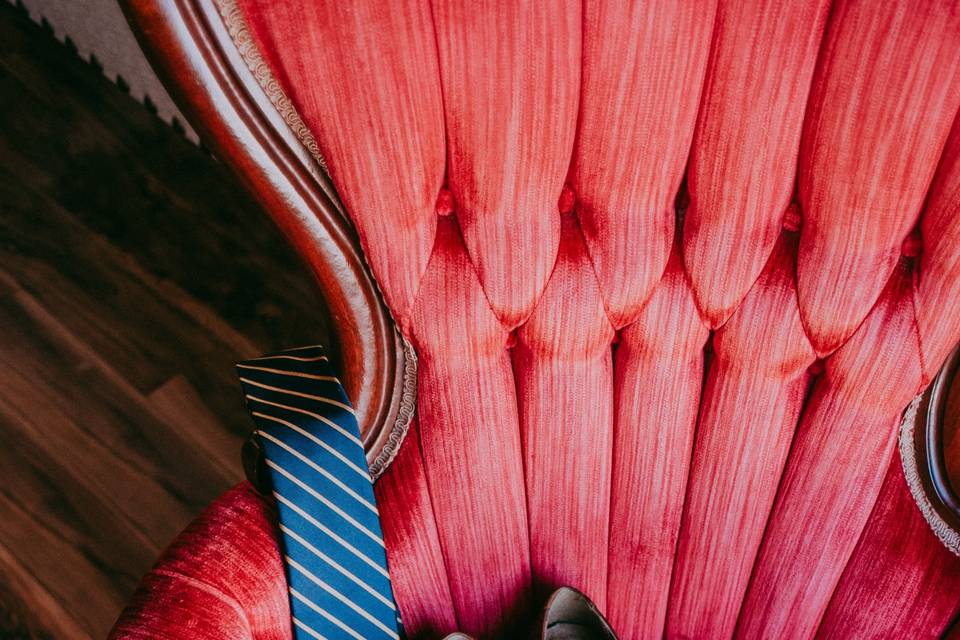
290,588 -> 366,640
272,345 -> 326,354
280,524 -> 395,610
245,394 -> 363,447
292,616 -> 328,640
253,353 -> 329,362
239,376 -> 356,415
254,412 -> 368,478
288,558 -> 400,639
237,363 -> 338,381
259,431 -> 378,514
267,459 -> 384,546
274,492 -> 389,579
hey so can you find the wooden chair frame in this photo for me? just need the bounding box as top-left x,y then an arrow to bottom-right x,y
901,346 -> 960,555
121,0 -> 960,550
120,0 -> 415,479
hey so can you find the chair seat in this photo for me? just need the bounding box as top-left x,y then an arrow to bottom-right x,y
114,0 -> 960,637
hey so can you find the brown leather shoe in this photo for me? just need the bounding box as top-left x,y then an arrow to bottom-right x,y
441,587 -> 616,639
540,587 -> 617,640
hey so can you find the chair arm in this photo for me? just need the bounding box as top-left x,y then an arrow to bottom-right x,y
109,483 -> 291,640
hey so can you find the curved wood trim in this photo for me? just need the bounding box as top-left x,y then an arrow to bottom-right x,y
119,0 -> 413,478
899,345 -> 960,555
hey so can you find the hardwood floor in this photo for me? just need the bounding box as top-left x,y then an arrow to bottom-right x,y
0,3 -> 332,637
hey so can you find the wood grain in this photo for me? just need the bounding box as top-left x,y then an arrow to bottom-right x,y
122,0 -> 410,455
0,4 -> 331,636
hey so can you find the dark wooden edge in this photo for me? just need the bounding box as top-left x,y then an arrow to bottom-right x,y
899,346 -> 960,555
119,0 -> 413,479
926,348 -> 960,515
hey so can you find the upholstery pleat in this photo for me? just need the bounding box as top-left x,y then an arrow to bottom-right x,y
571,0 -> 717,328
513,214 -> 615,608
408,219 -> 529,637
142,6 -> 960,640
429,0 -> 580,328
605,243 -> 709,638
668,232 -> 816,638
236,0 -> 445,324
814,457 -> 960,639
917,112 -> 960,381
736,264 -> 924,638
374,420 -> 457,638
795,0 -> 960,356
684,0 -> 829,327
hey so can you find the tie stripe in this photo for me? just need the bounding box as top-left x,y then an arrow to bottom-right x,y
287,557 -> 400,638
280,524 -> 396,609
292,616 -> 328,640
245,394 -> 364,447
273,492 -> 391,582
258,353 -> 330,362
258,431 -> 379,514
254,413 -> 370,478
267,460 -> 385,545
238,346 -> 400,640
291,589 -> 366,640
237,362 -> 339,381
239,376 -> 357,415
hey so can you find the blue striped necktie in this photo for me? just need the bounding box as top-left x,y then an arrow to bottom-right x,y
237,346 -> 401,640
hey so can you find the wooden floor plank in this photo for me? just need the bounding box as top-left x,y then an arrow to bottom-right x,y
0,489 -> 124,639
0,408 -> 158,584
0,286 -> 230,513
0,538 -> 93,640
147,376 -> 246,485
0,2 -> 333,636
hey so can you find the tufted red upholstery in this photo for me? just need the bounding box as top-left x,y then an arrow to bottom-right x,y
112,1 -> 960,638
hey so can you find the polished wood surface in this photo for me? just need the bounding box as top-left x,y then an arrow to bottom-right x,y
906,346 -> 960,545
0,3 -> 330,636
944,352 -> 960,493
121,0 -> 410,473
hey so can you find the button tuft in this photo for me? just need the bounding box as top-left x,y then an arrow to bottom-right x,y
901,232 -> 923,258
558,185 -> 576,214
782,205 -> 802,232
809,359 -> 825,377
436,188 -> 455,216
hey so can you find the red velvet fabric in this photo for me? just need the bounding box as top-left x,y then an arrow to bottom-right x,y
114,1 -> 960,638
817,454 -> 960,638
110,483 -> 289,639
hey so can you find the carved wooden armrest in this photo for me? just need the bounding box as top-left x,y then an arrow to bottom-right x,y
901,346 -> 960,555
121,0 -> 413,478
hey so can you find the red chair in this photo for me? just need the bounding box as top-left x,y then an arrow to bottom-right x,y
113,1 -> 960,637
